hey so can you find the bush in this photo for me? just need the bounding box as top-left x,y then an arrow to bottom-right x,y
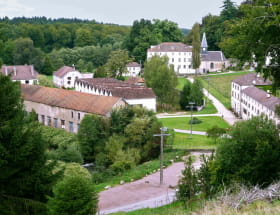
189,117 -> 202,124
110,161 -> 134,174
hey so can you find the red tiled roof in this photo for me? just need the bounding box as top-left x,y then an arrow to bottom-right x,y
54,66 -> 76,78
21,84 -> 124,116
148,42 -> 192,52
0,65 -> 38,80
125,77 -> 145,84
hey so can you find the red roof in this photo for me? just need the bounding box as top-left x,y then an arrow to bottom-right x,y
54,66 -> 76,78
21,84 -> 124,116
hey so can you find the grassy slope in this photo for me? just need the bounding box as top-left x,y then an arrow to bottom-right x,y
198,71 -> 249,109
159,116 -> 230,132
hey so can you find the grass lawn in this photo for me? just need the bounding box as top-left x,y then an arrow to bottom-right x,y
159,116 -> 230,132
94,149 -> 186,192
198,71 -> 249,109
173,132 -> 216,150
196,100 -> 217,114
176,77 -> 189,91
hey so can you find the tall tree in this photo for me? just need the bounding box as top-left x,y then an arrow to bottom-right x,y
144,55 -> 178,107
220,0 -> 238,22
0,75 -> 59,215
191,23 -> 201,75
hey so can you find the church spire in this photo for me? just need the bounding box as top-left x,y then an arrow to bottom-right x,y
201,32 -> 208,54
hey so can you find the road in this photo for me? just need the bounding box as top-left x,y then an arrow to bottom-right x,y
97,152 -> 210,214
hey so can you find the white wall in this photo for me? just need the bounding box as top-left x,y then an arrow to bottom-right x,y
18,79 -> 38,85
126,67 -> 141,77
126,98 -> 156,112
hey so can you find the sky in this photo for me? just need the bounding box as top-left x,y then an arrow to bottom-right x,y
0,0 -> 244,29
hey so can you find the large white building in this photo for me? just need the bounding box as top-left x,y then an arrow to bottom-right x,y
21,84 -> 126,133
53,66 -> 93,88
231,73 -> 280,123
75,78 -> 157,112
0,65 -> 39,85
126,62 -> 141,77
146,33 -> 229,75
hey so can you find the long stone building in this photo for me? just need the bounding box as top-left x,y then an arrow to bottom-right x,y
21,84 -> 126,133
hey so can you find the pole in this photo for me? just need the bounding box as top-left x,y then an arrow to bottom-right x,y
189,102 -> 195,139
160,130 -> 163,185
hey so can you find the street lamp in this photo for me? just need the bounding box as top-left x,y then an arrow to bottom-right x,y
153,127 -> 170,185
189,102 -> 195,139
205,77 -> 211,104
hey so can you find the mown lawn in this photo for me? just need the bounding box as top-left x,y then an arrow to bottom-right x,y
176,77 -> 189,91
159,116 -> 230,132
198,71 -> 249,109
173,133 -> 216,150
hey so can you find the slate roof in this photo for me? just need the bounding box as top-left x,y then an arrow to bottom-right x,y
242,86 -> 280,111
148,42 -> 192,52
232,73 -> 272,86
201,51 -> 227,62
76,78 -> 155,99
127,62 -> 141,67
54,66 -> 77,78
201,32 -> 208,48
21,84 -> 123,116
0,65 -> 38,80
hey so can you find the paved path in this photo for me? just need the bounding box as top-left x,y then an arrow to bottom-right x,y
98,152 -> 210,214
174,129 -> 207,136
157,113 -> 221,118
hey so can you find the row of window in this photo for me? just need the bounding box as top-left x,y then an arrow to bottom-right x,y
41,115 -> 79,133
171,58 -> 191,63
176,65 -> 192,69
232,83 -> 240,90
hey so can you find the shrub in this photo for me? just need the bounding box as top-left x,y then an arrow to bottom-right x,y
189,117 -> 202,124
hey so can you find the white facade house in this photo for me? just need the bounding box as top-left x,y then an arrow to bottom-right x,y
21,84 -> 126,133
147,33 -> 229,75
75,78 -> 157,112
53,66 -> 93,88
147,42 -> 194,75
126,62 -> 141,77
0,65 -> 39,85
231,73 -> 279,123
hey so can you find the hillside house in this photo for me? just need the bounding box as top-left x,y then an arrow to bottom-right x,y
53,66 -> 93,88
126,62 -> 141,77
21,84 -> 126,133
0,65 -> 39,84
75,78 -> 156,112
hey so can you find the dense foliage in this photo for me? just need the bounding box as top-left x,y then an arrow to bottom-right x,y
0,75 -> 59,215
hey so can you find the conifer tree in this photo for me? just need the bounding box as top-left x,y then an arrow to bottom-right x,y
191,23 -> 201,75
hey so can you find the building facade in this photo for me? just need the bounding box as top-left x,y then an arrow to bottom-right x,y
21,84 -> 126,133
53,66 -> 93,88
75,78 -> 157,112
126,62 -> 141,77
0,65 -> 39,84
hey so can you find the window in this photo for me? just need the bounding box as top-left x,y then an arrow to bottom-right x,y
54,118 -> 58,128
47,116 -> 51,126
69,121 -> 73,133
78,113 -> 81,120
210,62 -> 214,69
189,65 -> 191,69
71,111 -> 74,118
61,120 -> 65,129
25,80 -> 29,84
77,124 -> 80,131
172,58 -> 174,62
184,58 -> 186,62
67,81 -> 71,85
183,65 -> 186,69
41,115 -> 45,125
67,77 -> 71,80
178,58 -> 181,62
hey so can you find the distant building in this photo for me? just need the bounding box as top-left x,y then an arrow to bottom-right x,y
53,66 -> 93,88
125,77 -> 145,86
231,73 -> 279,123
126,62 -> 141,77
0,65 -> 38,85
75,78 -> 157,112
146,33 -> 229,75
21,84 -> 126,133
147,42 -> 194,75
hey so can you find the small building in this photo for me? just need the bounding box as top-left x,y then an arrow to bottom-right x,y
199,33 -> 230,73
147,42 -> 194,75
125,77 -> 145,86
53,66 -> 93,88
0,65 -> 38,85
21,84 -> 126,133
75,78 -> 157,112
126,62 -> 141,77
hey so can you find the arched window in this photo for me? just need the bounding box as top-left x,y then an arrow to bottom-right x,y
210,62 -> 214,69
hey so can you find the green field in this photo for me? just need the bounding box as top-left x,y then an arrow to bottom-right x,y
159,116 -> 230,132
198,71 -> 249,109
176,77 -> 189,91
173,133 -> 216,150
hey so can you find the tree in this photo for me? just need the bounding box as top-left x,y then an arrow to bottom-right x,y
189,79 -> 204,106
212,116 -> 280,188
74,28 -> 93,47
180,81 -> 192,110
0,75 -> 59,215
38,75 -> 54,87
220,0 -> 238,22
105,49 -> 131,79
152,19 -> 183,42
144,55 -> 178,107
47,175 -> 97,215
77,114 -> 109,162
42,55 -> 54,75
206,125 -> 226,144
191,23 -> 201,75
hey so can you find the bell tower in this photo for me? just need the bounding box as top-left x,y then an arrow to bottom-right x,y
201,32 -> 208,54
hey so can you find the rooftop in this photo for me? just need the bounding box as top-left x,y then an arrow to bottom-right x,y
232,73 -> 272,86
242,86 -> 280,111
201,51 -> 227,62
127,62 -> 141,67
0,65 -> 38,80
54,66 -> 78,78
21,84 -> 123,116
148,42 -> 192,52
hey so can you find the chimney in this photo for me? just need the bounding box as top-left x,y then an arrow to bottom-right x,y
72,64 -> 75,70
4,66 -> 8,76
267,90 -> 271,98
31,65 -> 34,76
13,66 -> 16,76
257,73 -> 260,78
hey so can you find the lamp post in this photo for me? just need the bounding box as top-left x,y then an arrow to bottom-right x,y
205,77 -> 211,104
153,127 -> 170,185
189,102 -> 195,139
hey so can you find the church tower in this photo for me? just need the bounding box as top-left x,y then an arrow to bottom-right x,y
201,32 -> 208,54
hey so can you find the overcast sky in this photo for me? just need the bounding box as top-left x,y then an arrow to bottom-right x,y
0,0 -> 244,28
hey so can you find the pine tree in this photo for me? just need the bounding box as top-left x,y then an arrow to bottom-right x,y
191,23 -> 201,75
